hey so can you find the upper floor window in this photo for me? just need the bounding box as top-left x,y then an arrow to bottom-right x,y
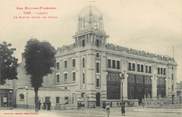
72,72 -> 76,81
117,60 -> 120,69
132,63 -> 135,71
82,39 -> 85,47
64,73 -> 68,82
112,60 -> 116,69
128,63 -> 131,71
96,62 -> 100,73
72,59 -> 76,67
96,39 -> 100,47
149,66 -> 152,73
96,53 -> 100,57
56,62 -> 60,70
141,65 -> 144,72
137,64 -> 140,72
108,59 -> 111,68
56,74 -> 60,82
83,73 -> 85,84
82,58 -> 85,68
64,61 -> 67,68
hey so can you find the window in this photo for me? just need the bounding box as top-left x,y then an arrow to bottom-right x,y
158,68 -> 160,74
161,68 -> 163,75
64,73 -> 67,82
96,79 -> 100,87
72,72 -> 76,81
56,97 -> 60,103
172,74 -> 174,80
149,66 -> 151,73
145,66 -> 148,73
117,61 -> 120,69
56,62 -> 60,70
72,59 -> 76,67
96,62 -> 100,73
132,63 -> 135,71
108,59 -> 111,68
64,61 -> 67,68
137,64 -> 140,72
96,53 -> 100,57
19,94 -> 24,100
141,65 -> 144,72
96,39 -> 100,47
82,58 -> 85,68
112,60 -> 115,69
83,73 -> 85,84
163,68 -> 166,75
81,93 -> 85,98
128,63 -> 131,71
56,74 -> 60,82
82,39 -> 85,47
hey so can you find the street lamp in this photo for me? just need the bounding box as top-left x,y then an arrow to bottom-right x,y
8,90 -> 13,107
25,86 -> 28,109
119,71 -> 126,104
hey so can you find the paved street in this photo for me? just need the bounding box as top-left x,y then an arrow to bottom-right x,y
0,107 -> 182,117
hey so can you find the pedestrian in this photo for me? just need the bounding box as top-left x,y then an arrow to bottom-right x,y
47,100 -> 51,110
102,101 -> 106,109
121,102 -> 125,116
105,103 -> 110,117
38,100 -> 41,110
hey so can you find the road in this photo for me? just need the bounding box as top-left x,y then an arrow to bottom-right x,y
0,107 -> 181,117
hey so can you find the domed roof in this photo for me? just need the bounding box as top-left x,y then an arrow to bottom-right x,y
79,6 -> 103,19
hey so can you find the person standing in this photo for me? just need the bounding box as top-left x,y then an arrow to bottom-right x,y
121,102 -> 125,116
106,103 -> 110,117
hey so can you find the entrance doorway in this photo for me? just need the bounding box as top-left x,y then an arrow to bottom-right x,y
96,93 -> 100,106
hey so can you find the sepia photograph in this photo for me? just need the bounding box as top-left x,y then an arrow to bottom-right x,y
0,0 -> 182,117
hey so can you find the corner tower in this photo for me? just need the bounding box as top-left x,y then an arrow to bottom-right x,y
73,6 -> 108,48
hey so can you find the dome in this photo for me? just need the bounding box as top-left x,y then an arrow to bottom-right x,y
77,6 -> 104,33
79,6 -> 103,19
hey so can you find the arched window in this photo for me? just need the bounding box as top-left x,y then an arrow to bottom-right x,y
19,94 -> 24,100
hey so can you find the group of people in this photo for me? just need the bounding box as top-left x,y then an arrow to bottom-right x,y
38,99 -> 52,110
103,101 -> 126,117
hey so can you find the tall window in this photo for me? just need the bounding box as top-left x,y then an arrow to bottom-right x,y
72,72 -> 76,81
56,74 -> 60,82
56,97 -> 60,103
117,61 -> 120,69
141,65 -> 144,72
137,64 -> 140,72
128,63 -> 131,71
96,79 -> 100,87
132,63 -> 135,71
149,66 -> 151,73
96,39 -> 100,47
56,62 -> 60,70
64,73 -> 67,82
64,61 -> 67,68
163,68 -> 166,75
108,59 -> 111,68
145,66 -> 148,73
82,58 -> 85,68
96,62 -> 100,73
112,60 -> 115,69
82,39 -> 85,47
72,59 -> 76,67
83,73 -> 85,84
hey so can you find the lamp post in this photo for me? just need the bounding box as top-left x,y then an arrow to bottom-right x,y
119,71 -> 126,104
25,86 -> 28,109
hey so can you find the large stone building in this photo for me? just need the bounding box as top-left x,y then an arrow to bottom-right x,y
15,6 -> 177,108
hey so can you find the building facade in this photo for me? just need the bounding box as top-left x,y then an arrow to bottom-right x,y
15,6 -> 177,108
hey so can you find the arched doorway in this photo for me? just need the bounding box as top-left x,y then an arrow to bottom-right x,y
96,93 -> 100,106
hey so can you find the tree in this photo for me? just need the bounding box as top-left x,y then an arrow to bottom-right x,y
24,39 -> 56,111
0,42 -> 18,85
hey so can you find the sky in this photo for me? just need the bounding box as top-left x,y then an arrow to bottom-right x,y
0,0 -> 182,82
